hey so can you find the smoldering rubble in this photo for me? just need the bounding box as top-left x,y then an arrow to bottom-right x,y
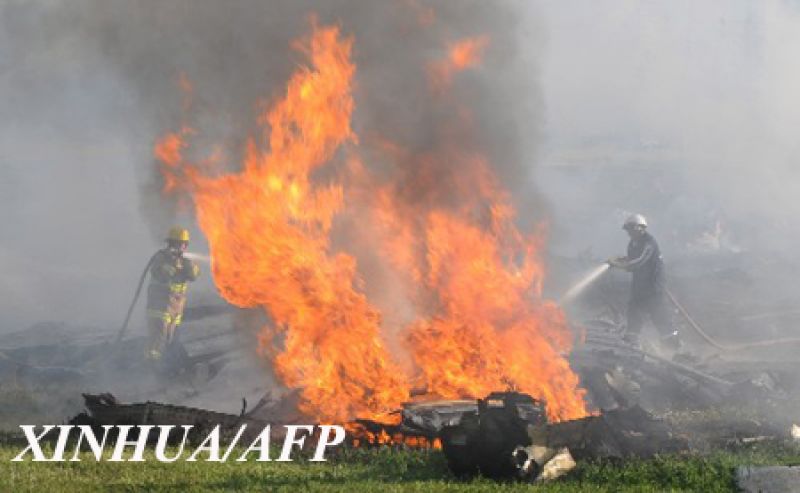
3,1 -> 800,488
4,249 -> 800,480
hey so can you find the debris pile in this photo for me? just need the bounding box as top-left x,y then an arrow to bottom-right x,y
6,253 -> 800,484
349,391 -> 687,481
70,392 -> 280,443
0,311 -> 241,392
64,390 -> 684,482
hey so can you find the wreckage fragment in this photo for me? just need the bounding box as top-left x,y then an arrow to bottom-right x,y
439,392 -> 548,480
396,391 -> 687,482
546,404 -> 687,460
70,393 -> 281,444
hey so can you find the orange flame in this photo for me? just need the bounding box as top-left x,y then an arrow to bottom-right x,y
157,21 -> 408,423
428,35 -> 489,91
156,20 -> 588,424
154,126 -> 193,194
361,150 -> 586,421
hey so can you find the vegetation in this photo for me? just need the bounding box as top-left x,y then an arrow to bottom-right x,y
1,438 -> 798,492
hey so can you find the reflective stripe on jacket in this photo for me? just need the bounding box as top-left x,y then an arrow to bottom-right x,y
146,249 -> 200,313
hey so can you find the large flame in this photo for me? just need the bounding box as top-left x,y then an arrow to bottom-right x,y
360,148 -> 587,420
156,20 -> 588,423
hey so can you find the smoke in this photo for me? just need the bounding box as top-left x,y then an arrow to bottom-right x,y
0,0 -> 153,332
4,0 -> 800,430
530,2 -> 800,426
0,0 -> 545,333
8,0 -> 796,338
102,0 -> 546,223
534,1 -> 800,260
531,2 -> 800,357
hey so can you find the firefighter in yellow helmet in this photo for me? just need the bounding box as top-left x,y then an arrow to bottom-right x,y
145,227 -> 200,362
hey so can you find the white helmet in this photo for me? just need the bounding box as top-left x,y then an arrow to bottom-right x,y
623,213 -> 648,230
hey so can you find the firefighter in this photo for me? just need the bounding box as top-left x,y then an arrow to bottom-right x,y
608,214 -> 680,350
145,226 -> 200,362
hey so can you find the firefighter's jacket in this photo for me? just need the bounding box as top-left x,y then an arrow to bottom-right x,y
146,249 -> 200,323
620,231 -> 665,301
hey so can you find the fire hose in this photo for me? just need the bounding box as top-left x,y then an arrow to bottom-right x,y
663,286 -> 800,351
113,251 -> 211,345
661,286 -> 725,350
113,252 -> 159,344
562,263 -> 800,352
664,286 -> 800,351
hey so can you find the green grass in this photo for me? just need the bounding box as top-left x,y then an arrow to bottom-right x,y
1,440 -> 799,492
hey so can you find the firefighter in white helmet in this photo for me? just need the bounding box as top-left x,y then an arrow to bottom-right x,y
145,227 -> 200,362
608,214 -> 680,350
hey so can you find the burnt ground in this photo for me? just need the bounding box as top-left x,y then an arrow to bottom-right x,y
1,250 -> 799,462
553,250 -> 800,452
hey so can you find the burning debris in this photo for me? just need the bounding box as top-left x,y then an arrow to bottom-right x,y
352,391 -> 687,481
64,390 -> 686,482
153,19 -> 589,425
3,0 -> 800,490
6,243 -> 800,481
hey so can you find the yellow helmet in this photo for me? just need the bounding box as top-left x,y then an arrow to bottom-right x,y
167,226 -> 190,243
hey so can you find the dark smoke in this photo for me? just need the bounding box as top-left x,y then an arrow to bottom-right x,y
0,0 -> 545,332
85,0 -> 546,225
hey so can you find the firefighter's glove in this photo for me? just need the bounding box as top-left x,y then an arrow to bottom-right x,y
183,259 -> 200,280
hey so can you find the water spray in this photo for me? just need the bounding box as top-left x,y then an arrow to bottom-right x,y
112,251 -> 210,345
559,263 -> 610,306
558,262 -> 800,352
184,252 -> 211,263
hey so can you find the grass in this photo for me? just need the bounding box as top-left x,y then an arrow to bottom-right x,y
1,439 -> 799,492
